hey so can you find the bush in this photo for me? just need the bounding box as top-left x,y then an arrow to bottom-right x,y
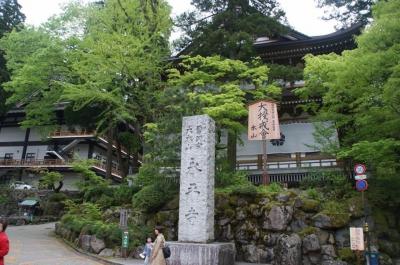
216,170 -> 250,188
230,184 -> 257,196
48,193 -> 68,203
301,171 -> 354,200
132,182 -> 177,212
257,182 -> 283,194
338,248 -> 356,263
305,188 -> 321,201
113,185 -> 140,205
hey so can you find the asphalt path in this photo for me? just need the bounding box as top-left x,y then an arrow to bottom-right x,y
4,223 -> 264,265
5,223 -> 103,265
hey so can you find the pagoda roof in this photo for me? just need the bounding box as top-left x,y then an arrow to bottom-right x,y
254,23 -> 363,61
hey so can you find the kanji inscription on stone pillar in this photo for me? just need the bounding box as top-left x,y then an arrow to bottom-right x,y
178,114 -> 215,243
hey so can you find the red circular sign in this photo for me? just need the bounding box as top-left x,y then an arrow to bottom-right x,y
355,180 -> 368,192
354,164 -> 366,175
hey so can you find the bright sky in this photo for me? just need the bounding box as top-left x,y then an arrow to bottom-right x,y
19,0 -> 337,37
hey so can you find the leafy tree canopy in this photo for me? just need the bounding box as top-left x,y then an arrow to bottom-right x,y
298,0 -> 400,207
0,0 -> 25,116
145,55 -> 281,165
316,0 -> 377,28
174,0 -> 286,60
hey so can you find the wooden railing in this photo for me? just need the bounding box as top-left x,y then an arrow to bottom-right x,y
236,157 -> 339,171
0,159 -> 122,178
92,161 -> 122,178
49,130 -> 95,137
247,172 -> 310,185
0,159 -> 71,167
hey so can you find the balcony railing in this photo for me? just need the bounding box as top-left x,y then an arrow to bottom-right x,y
0,159 -> 122,178
237,159 -> 338,171
49,130 -> 95,138
0,159 -> 71,167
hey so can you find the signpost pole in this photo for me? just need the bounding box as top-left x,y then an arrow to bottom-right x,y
262,139 -> 269,185
119,208 -> 129,258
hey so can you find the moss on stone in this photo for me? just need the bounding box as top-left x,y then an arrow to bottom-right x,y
338,248 -> 356,263
261,201 -> 283,213
228,195 -> 239,206
298,226 -> 318,238
327,213 -> 351,228
346,196 -> 364,218
224,208 -> 235,219
300,199 -> 320,212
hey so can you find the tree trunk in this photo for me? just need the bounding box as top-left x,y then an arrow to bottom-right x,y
227,131 -> 237,172
54,181 -> 63,193
106,128 -> 114,179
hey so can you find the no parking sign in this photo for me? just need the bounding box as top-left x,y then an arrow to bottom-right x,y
356,179 -> 368,192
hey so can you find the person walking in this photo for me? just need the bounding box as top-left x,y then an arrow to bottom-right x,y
150,227 -> 166,265
0,219 -> 9,265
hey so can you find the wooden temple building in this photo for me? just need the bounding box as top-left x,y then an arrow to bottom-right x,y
234,23 -> 363,184
0,23 -> 363,187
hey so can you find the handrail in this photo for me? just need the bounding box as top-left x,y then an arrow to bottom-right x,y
0,158 -> 122,177
236,159 -> 339,171
49,130 -> 95,137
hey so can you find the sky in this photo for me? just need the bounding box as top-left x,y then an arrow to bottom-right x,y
19,0 -> 337,37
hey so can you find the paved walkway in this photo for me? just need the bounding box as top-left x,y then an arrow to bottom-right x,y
6,223 -> 103,265
5,223 -> 264,265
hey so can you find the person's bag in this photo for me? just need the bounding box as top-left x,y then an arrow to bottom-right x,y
162,245 -> 171,259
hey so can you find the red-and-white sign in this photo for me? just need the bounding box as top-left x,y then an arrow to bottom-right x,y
350,227 -> 365,250
354,164 -> 366,175
248,100 -> 280,140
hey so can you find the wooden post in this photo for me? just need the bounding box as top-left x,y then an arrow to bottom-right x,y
262,139 -> 269,185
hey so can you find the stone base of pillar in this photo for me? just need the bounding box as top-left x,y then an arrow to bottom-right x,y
167,241 -> 235,265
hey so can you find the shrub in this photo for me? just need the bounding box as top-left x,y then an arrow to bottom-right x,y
48,193 -> 68,203
256,182 -> 284,196
305,188 -> 321,201
338,248 -> 356,263
230,184 -> 257,196
132,182 -> 177,212
113,185 -> 140,205
216,170 -> 250,188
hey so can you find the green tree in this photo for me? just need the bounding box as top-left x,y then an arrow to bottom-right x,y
316,0 -> 377,28
61,0 -> 172,178
39,171 -> 64,193
0,26 -> 76,131
174,0 -> 287,171
297,0 -> 400,208
145,55 -> 280,170
174,0 -> 286,61
0,0 -> 25,116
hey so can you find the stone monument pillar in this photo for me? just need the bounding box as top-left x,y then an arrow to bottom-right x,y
168,115 -> 235,265
178,114 -> 215,243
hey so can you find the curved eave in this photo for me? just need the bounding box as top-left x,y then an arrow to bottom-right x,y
255,23 -> 363,60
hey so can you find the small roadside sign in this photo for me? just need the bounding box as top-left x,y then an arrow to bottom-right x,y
350,227 -> 365,250
122,231 -> 129,248
354,164 -> 366,175
356,179 -> 368,192
355,174 -> 367,180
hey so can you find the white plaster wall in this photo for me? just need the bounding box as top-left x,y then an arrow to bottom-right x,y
220,122 -> 337,157
25,145 -> 49,160
0,146 -> 23,159
0,127 -> 26,142
29,128 -> 46,141
73,144 -> 89,159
